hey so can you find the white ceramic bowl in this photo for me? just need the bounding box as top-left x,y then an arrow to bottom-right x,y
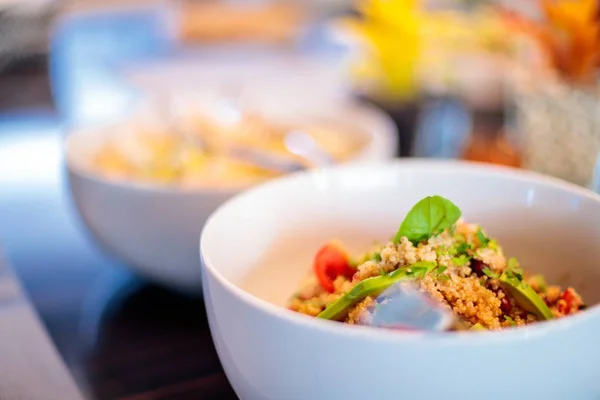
201,160 -> 600,399
65,102 -> 397,294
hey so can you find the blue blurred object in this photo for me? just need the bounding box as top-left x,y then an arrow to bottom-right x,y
48,5 -> 345,129
50,6 -> 171,127
414,96 -> 471,159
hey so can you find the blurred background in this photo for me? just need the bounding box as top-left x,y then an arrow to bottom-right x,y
1,0 -> 599,398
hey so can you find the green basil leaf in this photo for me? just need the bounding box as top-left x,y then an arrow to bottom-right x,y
394,196 -> 462,245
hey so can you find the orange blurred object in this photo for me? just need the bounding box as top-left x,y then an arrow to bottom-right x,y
461,132 -> 522,168
461,111 -> 522,168
171,0 -> 306,44
498,0 -> 600,85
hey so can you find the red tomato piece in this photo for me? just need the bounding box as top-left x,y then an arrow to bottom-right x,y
560,288 -> 576,314
313,241 -> 353,293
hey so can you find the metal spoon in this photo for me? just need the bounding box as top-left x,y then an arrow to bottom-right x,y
284,129 -> 334,167
227,144 -> 307,174
225,129 -> 333,174
172,111 -> 309,174
210,89 -> 334,169
164,92 -> 332,173
367,281 -> 468,332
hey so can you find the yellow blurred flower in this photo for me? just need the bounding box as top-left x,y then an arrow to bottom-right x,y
338,0 -> 421,101
337,1 -> 513,101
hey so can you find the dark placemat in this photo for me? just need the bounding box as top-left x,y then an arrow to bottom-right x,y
0,56 -> 55,112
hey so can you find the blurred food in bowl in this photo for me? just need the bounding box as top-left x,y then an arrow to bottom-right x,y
88,101 -> 370,188
65,99 -> 397,294
169,0 -> 306,45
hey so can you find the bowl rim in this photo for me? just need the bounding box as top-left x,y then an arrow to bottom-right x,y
62,101 -> 398,195
200,159 -> 600,344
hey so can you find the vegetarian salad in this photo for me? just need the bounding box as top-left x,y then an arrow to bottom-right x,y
288,196 -> 586,330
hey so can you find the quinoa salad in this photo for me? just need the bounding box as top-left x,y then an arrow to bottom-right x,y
288,195 -> 586,331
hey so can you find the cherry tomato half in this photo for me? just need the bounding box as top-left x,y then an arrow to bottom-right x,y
313,241 -> 354,293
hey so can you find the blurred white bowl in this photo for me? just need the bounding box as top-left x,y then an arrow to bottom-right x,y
201,160 -> 600,399
65,102 -> 397,294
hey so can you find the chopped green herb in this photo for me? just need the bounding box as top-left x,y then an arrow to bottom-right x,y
449,224 -> 457,235
482,267 -> 499,279
507,257 -> 519,269
507,269 -> 523,283
407,261 -> 438,279
505,258 -> 523,282
476,228 -> 489,248
448,245 -> 458,256
504,315 -> 516,326
438,275 -> 450,282
435,246 -> 448,256
453,233 -> 466,242
434,265 -> 447,275
372,253 -> 382,262
452,255 -> 469,266
456,242 -> 471,255
488,240 -> 498,250
503,271 -> 523,287
394,196 -> 462,245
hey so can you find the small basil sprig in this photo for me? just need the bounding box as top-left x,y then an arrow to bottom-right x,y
394,195 -> 462,245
